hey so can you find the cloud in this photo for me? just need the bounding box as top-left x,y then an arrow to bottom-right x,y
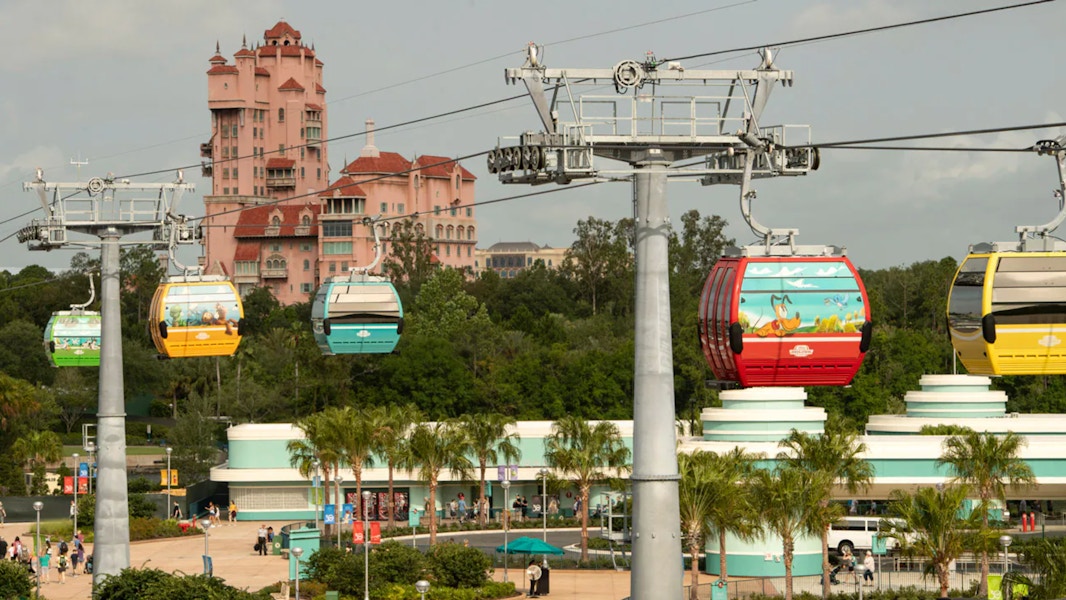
0,0 -> 281,73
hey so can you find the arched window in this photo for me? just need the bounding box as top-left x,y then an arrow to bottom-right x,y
446,225 -> 454,240
271,216 -> 281,227
435,225 -> 444,239
467,227 -> 475,240
301,215 -> 311,226
457,226 -> 465,239
415,223 -> 425,235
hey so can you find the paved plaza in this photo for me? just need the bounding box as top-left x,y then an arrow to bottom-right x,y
2,520 -> 1055,599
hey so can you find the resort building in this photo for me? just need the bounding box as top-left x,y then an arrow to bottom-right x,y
200,21 -> 477,303
210,374 -> 1066,576
474,242 -> 567,278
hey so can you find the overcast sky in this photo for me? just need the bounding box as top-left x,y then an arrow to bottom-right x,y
1,0 -> 1063,273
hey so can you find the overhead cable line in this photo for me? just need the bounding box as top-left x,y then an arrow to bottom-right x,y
807,121 -> 1066,149
821,145 -> 1032,152
662,0 -> 1055,62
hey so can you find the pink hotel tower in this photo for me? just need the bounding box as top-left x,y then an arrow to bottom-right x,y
201,20 -> 477,304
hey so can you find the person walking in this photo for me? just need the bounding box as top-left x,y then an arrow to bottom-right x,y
171,502 -> 183,520
38,546 -> 51,583
863,551 -> 875,586
70,537 -> 81,576
256,524 -> 268,556
56,552 -> 68,584
842,549 -> 857,584
526,559 -> 542,597
74,542 -> 85,576
228,500 -> 238,525
0,500 -> 6,526
457,494 -> 468,524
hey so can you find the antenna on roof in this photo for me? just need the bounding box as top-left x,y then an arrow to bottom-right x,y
70,153 -> 89,178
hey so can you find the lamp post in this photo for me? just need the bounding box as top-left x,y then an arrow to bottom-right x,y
415,579 -> 430,600
539,468 -> 549,569
1000,534 -> 1013,574
336,475 -> 344,547
501,479 -> 511,583
362,490 -> 371,600
201,518 -> 212,574
165,447 -> 173,519
33,501 -> 43,599
72,452 -> 79,534
312,460 -> 320,532
291,546 -> 304,600
855,564 -> 866,600
84,442 -> 96,495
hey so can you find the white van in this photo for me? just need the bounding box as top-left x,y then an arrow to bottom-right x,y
827,516 -> 899,555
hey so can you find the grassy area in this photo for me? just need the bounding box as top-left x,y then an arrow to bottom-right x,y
62,445 -> 165,457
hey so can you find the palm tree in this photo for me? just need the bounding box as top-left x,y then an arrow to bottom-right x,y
1002,538 -> 1066,600
778,427 -> 874,598
12,429 -> 63,494
404,421 -> 473,544
287,410 -> 344,536
458,413 -> 521,528
704,447 -> 761,582
883,485 -> 982,599
937,429 -> 1036,596
544,417 -> 631,562
370,404 -> 421,529
336,406 -> 378,512
749,465 -> 830,600
679,450 -> 752,600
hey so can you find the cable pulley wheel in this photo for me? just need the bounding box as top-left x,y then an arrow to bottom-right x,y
521,146 -> 533,170
613,60 -> 645,92
87,178 -> 105,194
487,150 -> 498,174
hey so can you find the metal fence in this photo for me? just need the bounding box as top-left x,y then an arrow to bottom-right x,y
682,559 -> 1037,600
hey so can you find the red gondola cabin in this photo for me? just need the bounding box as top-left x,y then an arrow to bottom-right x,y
699,256 -> 873,387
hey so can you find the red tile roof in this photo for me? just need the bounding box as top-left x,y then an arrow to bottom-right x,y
209,52 -> 226,64
320,176 -> 368,198
257,45 -> 314,58
415,155 -> 477,180
278,77 -> 305,91
305,103 -> 324,111
233,241 -> 260,261
234,203 -> 319,238
207,65 -> 239,75
343,152 -> 411,176
315,58 -> 324,66
315,83 -> 327,94
234,47 -> 255,58
264,21 -> 301,40
266,158 -> 296,169
255,67 -> 270,76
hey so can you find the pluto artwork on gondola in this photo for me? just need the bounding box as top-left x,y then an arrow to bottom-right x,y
948,138 -> 1066,375
699,148 -> 872,387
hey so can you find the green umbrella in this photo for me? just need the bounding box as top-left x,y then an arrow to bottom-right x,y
496,536 -> 565,555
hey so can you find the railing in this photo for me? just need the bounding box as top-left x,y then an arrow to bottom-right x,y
266,177 -> 296,188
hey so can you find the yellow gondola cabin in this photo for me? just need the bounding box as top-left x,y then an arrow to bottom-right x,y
149,276 -> 244,358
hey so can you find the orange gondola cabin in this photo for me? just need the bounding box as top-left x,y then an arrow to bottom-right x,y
699,256 -> 873,387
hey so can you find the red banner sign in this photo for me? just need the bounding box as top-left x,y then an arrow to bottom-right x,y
63,477 -> 89,495
352,522 -> 382,545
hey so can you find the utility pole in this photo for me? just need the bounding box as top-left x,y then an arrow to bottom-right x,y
20,169 -> 195,587
70,153 -> 89,178
495,45 -> 813,599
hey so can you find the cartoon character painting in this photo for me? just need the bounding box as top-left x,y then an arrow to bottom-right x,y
755,294 -> 802,337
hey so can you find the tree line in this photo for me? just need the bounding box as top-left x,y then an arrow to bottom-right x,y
1,210 -> 1064,495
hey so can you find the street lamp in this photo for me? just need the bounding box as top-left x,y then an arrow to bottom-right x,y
855,563 -> 866,600
33,501 -> 43,599
1000,534 -> 1013,574
336,475 -> 345,546
84,442 -> 95,495
291,546 -> 304,600
72,452 -> 79,534
415,579 -> 430,600
362,490 -> 372,600
165,447 -> 173,519
311,460 -> 320,532
201,518 -> 212,574
501,479 -> 511,583
539,468 -> 550,569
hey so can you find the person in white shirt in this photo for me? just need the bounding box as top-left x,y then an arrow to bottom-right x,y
863,551 -> 876,586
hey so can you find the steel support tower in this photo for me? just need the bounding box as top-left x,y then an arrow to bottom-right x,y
19,170 -> 195,587
495,45 -> 816,599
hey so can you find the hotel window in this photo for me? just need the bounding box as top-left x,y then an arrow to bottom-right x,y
397,203 -> 405,214
279,144 -> 286,156
450,207 -> 457,216
329,262 -> 336,273
278,108 -> 285,123
303,259 -> 310,271
341,262 -> 349,272
300,128 -> 304,139
466,208 -> 473,217
380,202 -> 388,214
233,168 -> 238,178
271,216 -> 281,227
301,283 -> 312,293
222,147 -> 229,158
231,125 -> 238,137
468,227 -> 474,240
223,187 -> 229,194
446,245 -> 451,257
223,168 -> 230,179
434,205 -> 441,215
301,243 -> 312,251
300,167 -> 305,178
270,243 -> 281,252
231,145 -> 237,158
301,147 -> 305,159
467,246 -> 471,257
221,125 -> 229,139
322,221 -> 352,237
322,241 -> 353,255
317,168 -> 321,179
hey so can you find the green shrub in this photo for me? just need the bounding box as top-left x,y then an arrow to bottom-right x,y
427,543 -> 491,589
370,541 -> 428,589
95,568 -> 269,599
0,559 -> 32,600
477,581 -> 517,599
304,546 -> 365,596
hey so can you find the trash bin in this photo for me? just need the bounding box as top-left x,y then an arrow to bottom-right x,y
539,567 -> 550,595
711,579 -> 727,600
272,541 -> 282,556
